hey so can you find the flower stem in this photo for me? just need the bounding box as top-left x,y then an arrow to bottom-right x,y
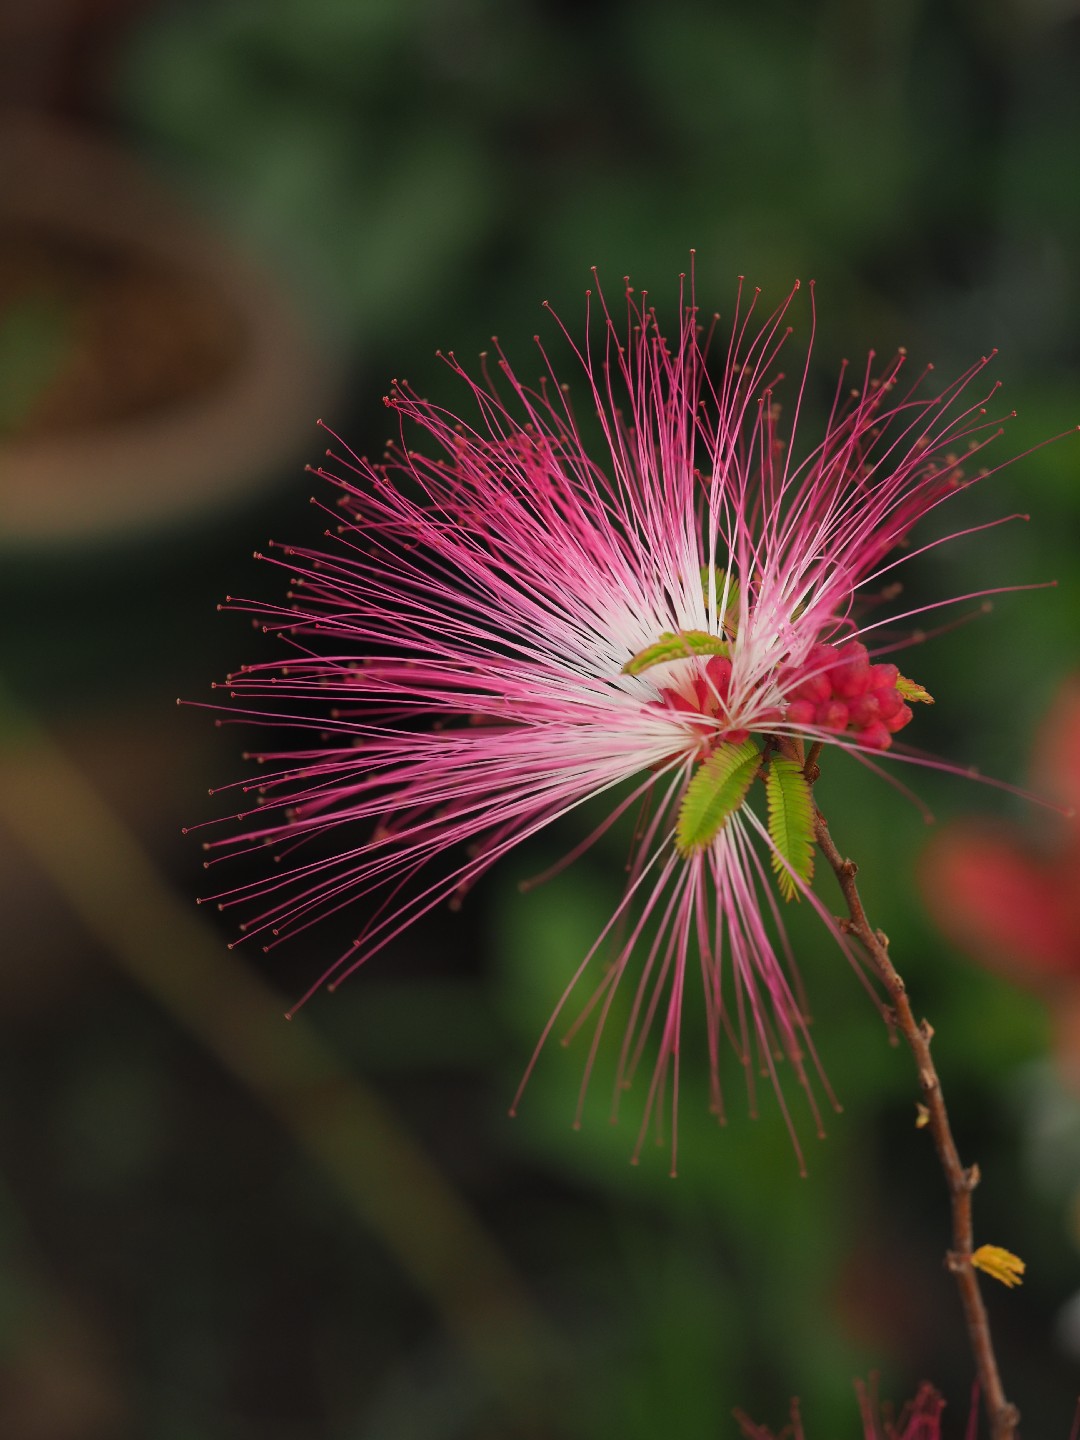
805,747 -> 1019,1439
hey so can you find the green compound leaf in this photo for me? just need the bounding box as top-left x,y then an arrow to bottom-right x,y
623,630 -> 730,676
699,566 -> 740,635
675,739 -> 761,856
765,757 -> 815,902
896,674 -> 934,704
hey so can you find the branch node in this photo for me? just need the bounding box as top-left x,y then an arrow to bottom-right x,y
919,1068 -> 937,1093
964,1163 -> 981,1191
804,740 -> 824,783
946,1249 -> 968,1274
841,858 -> 858,878
920,1018 -> 935,1043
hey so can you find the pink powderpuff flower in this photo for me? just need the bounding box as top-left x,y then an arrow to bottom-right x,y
192,266 -> 1043,1173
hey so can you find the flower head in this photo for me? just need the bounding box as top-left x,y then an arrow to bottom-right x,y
195,268 -> 1027,1171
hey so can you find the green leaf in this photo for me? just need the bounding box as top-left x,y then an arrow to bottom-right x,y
622,631 -> 730,676
765,758 -> 815,902
675,739 -> 760,855
896,674 -> 934,704
699,566 -> 740,635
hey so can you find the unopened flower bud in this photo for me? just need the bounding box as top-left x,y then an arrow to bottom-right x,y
830,641 -> 872,698
883,702 -> 913,734
792,672 -> 832,704
786,698 -> 817,727
857,721 -> 892,751
874,686 -> 904,721
868,662 -> 900,691
848,692 -> 881,727
815,699 -> 850,732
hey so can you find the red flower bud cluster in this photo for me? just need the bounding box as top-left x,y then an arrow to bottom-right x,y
785,641 -> 912,751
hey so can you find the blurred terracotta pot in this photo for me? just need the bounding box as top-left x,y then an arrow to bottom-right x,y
0,113 -> 337,547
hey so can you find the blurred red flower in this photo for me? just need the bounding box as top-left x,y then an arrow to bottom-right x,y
919,678 -> 1080,1082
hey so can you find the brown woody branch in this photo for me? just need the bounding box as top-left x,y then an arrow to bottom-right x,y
804,744 -> 1019,1440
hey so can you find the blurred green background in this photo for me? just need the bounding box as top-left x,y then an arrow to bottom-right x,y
0,0 -> 1078,1435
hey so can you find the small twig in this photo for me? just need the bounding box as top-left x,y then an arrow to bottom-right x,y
809,787 -> 1020,1440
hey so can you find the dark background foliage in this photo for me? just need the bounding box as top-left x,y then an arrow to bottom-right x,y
0,1 -> 1078,1436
